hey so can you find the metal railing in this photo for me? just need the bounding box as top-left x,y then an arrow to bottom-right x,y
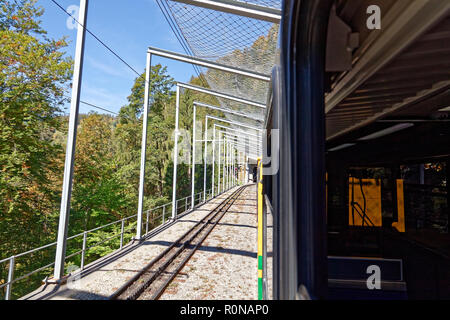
0,189 -> 215,300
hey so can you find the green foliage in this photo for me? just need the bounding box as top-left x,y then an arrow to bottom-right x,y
0,0 -> 71,299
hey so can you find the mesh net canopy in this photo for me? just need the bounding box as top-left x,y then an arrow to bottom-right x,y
161,0 -> 281,130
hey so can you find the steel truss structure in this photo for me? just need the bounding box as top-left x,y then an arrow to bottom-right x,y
1,0 -> 279,301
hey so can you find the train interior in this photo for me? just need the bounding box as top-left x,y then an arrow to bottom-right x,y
324,0 -> 450,299
264,0 -> 449,300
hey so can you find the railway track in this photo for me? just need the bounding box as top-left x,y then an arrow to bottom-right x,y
109,186 -> 247,300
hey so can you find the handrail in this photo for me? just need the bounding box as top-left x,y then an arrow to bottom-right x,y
0,189 -> 215,300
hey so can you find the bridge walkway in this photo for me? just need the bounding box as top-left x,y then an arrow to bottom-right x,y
22,185 -> 271,300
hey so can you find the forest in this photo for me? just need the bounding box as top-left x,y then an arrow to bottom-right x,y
0,0 -> 274,299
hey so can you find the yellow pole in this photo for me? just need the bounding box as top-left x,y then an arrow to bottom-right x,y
257,158 -> 264,299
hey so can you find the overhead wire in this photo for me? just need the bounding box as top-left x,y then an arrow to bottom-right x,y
50,0 -> 210,111
61,95 -> 139,123
50,0 -> 143,79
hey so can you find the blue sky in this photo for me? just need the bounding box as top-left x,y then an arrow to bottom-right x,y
38,0 -> 197,114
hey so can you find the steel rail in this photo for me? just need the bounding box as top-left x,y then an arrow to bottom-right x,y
149,186 -> 246,300
109,186 -> 245,300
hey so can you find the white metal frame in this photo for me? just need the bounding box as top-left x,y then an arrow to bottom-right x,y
178,82 -> 267,109
53,0 -> 88,281
169,0 -> 282,23
149,48 -> 271,82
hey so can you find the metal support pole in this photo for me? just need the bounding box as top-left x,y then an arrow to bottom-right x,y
240,152 -> 243,184
169,0 -> 282,23
243,153 -> 245,184
229,143 -> 232,189
231,147 -> 234,187
171,86 -> 181,219
227,141 -> 230,190
81,231 -> 87,269
231,146 -> 234,188
5,256 -> 15,300
191,104 -> 196,209
136,51 -> 152,241
233,148 -> 236,186
218,133 -> 222,194
257,159 -> 264,299
212,126 -> 216,197
162,205 -> 166,224
237,152 -> 239,186
232,146 -> 234,186
238,151 -> 241,185
120,219 -> 125,249
230,146 -> 233,188
54,0 -> 88,280
222,138 -> 227,192
203,117 -> 208,202
237,151 -> 239,185
229,143 -> 232,188
225,141 -> 228,190
225,139 -> 228,190
244,154 -> 246,183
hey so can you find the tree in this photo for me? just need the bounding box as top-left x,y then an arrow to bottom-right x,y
0,0 -> 71,299
0,0 -> 71,255
70,114 -> 130,233
116,64 -> 175,207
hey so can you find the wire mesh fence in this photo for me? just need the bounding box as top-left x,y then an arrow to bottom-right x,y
163,0 -> 280,118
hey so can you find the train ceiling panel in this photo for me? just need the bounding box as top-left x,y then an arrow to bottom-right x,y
326,0 -> 450,142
